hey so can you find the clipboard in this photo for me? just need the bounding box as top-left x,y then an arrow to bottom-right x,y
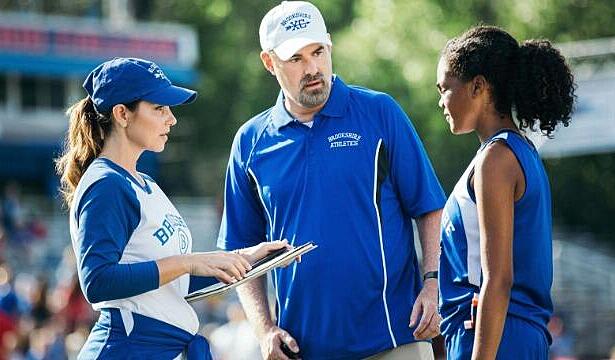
185,242 -> 317,303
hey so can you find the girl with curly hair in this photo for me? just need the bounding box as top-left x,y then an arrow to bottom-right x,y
436,26 -> 575,359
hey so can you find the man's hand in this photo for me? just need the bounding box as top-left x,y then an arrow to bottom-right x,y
238,240 -> 291,264
259,325 -> 300,360
409,279 -> 441,340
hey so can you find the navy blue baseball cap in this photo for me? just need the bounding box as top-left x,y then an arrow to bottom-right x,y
83,57 -> 197,113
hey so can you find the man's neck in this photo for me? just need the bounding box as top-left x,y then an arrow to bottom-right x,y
284,98 -> 325,123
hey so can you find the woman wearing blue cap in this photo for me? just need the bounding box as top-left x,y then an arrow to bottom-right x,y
55,57 -> 289,359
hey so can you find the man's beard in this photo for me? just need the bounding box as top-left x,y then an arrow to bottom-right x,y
298,73 -> 331,108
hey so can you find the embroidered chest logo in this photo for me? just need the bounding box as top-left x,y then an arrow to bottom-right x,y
281,12 -> 311,31
328,132 -> 362,148
153,214 -> 190,254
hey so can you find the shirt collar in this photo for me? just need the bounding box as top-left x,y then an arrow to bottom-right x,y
270,75 -> 350,129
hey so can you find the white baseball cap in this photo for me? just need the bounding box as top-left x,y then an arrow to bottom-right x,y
259,1 -> 332,61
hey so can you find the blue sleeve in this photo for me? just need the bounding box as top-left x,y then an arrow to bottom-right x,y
380,95 -> 446,217
217,128 -> 267,251
188,276 -> 219,293
75,176 -> 159,303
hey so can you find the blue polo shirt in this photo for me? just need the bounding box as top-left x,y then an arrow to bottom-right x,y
218,76 -> 445,359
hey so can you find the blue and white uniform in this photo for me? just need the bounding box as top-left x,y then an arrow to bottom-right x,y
70,158 -> 215,359
218,76 -> 446,359
439,130 -> 553,360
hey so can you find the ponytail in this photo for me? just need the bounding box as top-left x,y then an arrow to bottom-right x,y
515,40 -> 575,137
55,97 -> 112,206
442,25 -> 576,137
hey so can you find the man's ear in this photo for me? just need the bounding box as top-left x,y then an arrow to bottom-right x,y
260,51 -> 276,76
471,75 -> 488,98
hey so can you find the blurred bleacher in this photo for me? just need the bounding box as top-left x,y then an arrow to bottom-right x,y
4,197 -> 615,359
5,196 -> 221,276
552,230 -> 615,358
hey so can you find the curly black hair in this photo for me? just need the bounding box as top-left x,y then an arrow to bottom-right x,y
441,25 -> 575,137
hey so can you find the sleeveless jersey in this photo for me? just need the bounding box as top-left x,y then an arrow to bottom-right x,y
439,130 -> 553,343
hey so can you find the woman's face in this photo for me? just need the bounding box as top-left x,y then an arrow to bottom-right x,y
436,57 -> 479,135
125,101 -> 177,153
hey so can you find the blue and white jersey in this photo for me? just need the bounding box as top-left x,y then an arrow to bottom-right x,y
70,158 -> 213,336
439,130 -> 553,344
218,76 -> 446,359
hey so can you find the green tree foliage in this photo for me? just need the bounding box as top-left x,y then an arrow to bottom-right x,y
28,0 -> 612,240
146,0 -> 354,195
332,0 -> 615,240
150,0 -> 614,240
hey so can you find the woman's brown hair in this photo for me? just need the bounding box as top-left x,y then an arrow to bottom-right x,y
55,97 -> 112,206
55,97 -> 138,206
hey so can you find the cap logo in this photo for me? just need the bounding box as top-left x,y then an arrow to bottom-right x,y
281,12 -> 312,31
148,63 -> 167,80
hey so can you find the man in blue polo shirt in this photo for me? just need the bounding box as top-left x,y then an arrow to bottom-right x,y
218,1 -> 446,359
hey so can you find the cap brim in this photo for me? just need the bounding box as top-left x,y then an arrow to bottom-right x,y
141,84 -> 197,107
273,35 -> 332,61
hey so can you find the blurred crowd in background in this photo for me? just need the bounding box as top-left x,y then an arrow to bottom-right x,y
0,182 -> 611,360
0,1 -> 614,357
0,181 -> 88,359
0,182 -> 261,360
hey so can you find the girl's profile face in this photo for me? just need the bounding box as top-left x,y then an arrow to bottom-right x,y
436,57 -> 479,135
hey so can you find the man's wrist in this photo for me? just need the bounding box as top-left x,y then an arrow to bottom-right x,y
256,323 -> 277,340
423,270 -> 438,281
